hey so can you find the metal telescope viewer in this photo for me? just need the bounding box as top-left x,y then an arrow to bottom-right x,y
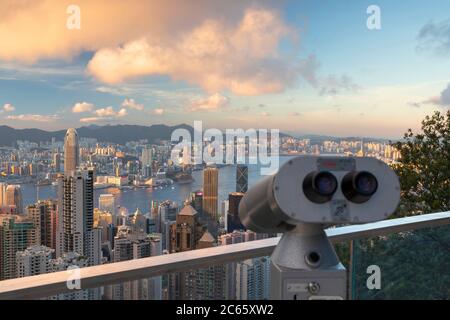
238,155 -> 400,300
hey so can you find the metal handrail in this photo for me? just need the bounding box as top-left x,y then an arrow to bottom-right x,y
0,211 -> 449,300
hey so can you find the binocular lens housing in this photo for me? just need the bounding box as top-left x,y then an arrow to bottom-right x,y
342,171 -> 378,203
303,171 -> 338,204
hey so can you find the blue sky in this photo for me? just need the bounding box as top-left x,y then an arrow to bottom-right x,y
0,0 -> 449,138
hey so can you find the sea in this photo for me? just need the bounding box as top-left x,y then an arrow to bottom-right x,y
21,156 -> 294,215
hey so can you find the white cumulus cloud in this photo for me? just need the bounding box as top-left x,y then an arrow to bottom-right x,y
72,102 -> 94,113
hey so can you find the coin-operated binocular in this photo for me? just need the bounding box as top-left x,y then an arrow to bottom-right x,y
239,156 -> 400,300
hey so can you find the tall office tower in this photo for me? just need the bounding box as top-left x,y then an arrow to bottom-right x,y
0,182 -> 6,207
236,164 -> 248,193
193,231 -> 226,300
26,200 -> 58,250
64,128 -> 79,173
53,152 -> 61,173
168,203 -> 206,300
0,215 -> 37,280
16,245 -> 54,278
220,200 -> 229,229
99,194 -> 115,215
107,226 -> 162,300
226,192 -> 245,233
141,146 -> 153,177
5,185 -> 23,214
57,169 -> 102,266
202,167 -> 218,219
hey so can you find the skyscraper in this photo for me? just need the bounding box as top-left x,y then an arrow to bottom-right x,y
53,151 -> 61,173
64,128 -> 79,173
107,226 -> 162,300
5,185 -> 23,215
227,192 -> 245,233
202,167 -> 218,219
194,231 -> 226,300
0,215 -> 37,280
0,182 -> 7,207
26,200 -> 58,250
57,169 -> 102,266
168,203 -> 206,300
16,245 -> 54,278
236,165 -> 248,193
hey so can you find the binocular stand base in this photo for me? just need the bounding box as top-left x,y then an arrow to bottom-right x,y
270,223 -> 347,300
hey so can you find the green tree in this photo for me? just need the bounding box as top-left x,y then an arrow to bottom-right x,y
392,110 -> 450,217
352,111 -> 450,299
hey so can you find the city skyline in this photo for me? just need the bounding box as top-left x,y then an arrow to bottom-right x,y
0,0 -> 449,138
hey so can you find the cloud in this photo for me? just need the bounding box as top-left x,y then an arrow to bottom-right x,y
1,103 -> 15,113
152,108 -> 165,115
424,83 -> 450,106
94,106 -> 127,117
318,75 -> 360,96
417,20 -> 450,55
77,104 -> 128,123
87,8 -> 308,96
122,98 -> 144,110
1,1 -> 275,62
288,111 -> 300,116
261,112 -> 271,117
72,102 -> 94,113
189,93 -> 229,112
6,114 -> 58,122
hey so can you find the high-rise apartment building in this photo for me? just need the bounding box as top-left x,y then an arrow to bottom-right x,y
57,169 -> 102,266
107,226 -> 162,300
194,231 -> 226,300
0,215 -> 37,280
64,128 -> 79,173
168,203 -> 207,300
26,200 -> 58,250
219,230 -> 270,300
202,167 -> 218,219
16,245 -> 54,278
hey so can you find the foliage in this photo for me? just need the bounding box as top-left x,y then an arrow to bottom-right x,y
352,111 -> 450,300
391,110 -> 450,217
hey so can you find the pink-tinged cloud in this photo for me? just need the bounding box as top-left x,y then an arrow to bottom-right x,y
189,93 -> 229,112
6,114 -> 59,122
152,108 -> 165,115
0,1 -> 276,63
122,98 -> 144,110
94,106 -> 127,117
2,103 -> 15,112
88,8 -> 302,95
72,102 -> 94,113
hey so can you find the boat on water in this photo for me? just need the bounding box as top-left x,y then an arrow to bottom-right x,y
175,172 -> 194,184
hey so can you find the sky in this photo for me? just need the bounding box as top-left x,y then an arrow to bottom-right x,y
1,0 -> 450,138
